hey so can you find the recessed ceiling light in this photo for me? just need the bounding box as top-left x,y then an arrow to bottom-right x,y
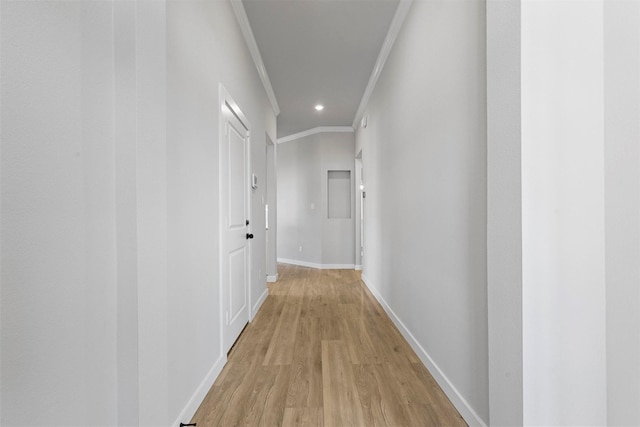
315,104 -> 324,111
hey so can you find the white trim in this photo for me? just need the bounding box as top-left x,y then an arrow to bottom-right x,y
267,273 -> 279,283
220,84 -> 251,131
360,273 -> 488,427
229,0 -> 280,116
172,354 -> 226,427
352,0 -> 413,129
251,287 -> 269,320
354,265 -> 362,271
276,126 -> 354,144
320,263 -> 355,270
278,258 -> 355,270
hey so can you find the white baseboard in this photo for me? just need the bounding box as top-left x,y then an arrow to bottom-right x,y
267,273 -> 278,282
320,263 -> 355,269
172,353 -> 226,427
172,287 -> 269,426
360,274 -> 488,427
355,264 -> 362,271
277,257 -> 355,270
251,287 -> 269,320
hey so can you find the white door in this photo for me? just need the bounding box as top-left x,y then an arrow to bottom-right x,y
220,90 -> 251,354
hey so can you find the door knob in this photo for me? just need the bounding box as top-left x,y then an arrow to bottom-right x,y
246,233 -> 254,239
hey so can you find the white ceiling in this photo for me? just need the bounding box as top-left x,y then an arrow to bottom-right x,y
242,0 -> 400,138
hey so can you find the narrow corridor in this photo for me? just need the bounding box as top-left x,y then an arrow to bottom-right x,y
191,264 -> 466,426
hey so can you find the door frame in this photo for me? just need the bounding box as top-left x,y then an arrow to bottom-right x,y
218,84 -> 252,355
355,152 -> 364,270
265,135 -> 278,283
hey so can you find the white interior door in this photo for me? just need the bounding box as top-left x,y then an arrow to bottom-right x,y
220,91 -> 251,354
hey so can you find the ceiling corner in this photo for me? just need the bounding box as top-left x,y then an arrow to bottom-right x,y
229,0 -> 281,116
352,0 -> 413,128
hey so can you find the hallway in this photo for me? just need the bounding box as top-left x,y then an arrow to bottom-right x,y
191,264 -> 466,426
3,0 -> 640,425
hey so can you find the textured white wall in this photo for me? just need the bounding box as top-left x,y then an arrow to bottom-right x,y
488,2 -> 640,425
1,2 -> 118,424
604,1 -> 640,425
486,1 -> 523,425
136,2 -> 170,425
522,1 -> 607,424
276,144 -> 298,261
277,135 -> 323,263
114,2 -> 142,424
0,1 -> 275,425
277,132 -> 355,267
356,0 -> 489,424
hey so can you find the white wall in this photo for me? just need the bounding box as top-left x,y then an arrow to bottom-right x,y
355,0 -> 489,424
277,135 -> 323,263
354,154 -> 363,269
136,2 -> 169,424
487,1 -> 640,425
604,1 -> 640,425
0,0 -> 276,425
277,132 -> 355,268
266,138 -> 278,280
521,2 -> 607,424
486,1 -> 522,425
1,2 -> 118,424
114,2 -> 143,424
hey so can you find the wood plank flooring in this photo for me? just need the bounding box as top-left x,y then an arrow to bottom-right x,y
191,264 -> 467,427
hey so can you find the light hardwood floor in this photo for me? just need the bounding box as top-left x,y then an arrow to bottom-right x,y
191,264 -> 467,426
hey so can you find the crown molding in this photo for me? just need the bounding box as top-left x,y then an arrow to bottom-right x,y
230,0 -> 281,116
352,0 -> 413,129
276,126 -> 354,144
